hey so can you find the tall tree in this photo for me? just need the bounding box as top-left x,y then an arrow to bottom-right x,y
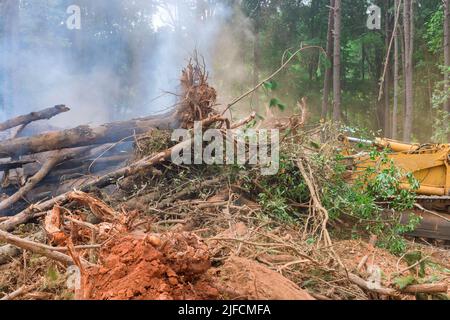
332,0 -> 342,122
322,0 -> 335,120
384,0 -> 391,137
444,0 -> 450,113
403,0 -> 414,142
392,0 -> 401,139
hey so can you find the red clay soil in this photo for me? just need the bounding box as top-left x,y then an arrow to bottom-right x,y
81,232 -> 219,300
211,256 -> 315,300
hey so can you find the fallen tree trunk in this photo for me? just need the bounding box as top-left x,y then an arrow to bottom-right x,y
0,147 -> 92,212
0,105 -> 70,133
0,113 -> 255,232
0,159 -> 36,172
0,112 -> 179,158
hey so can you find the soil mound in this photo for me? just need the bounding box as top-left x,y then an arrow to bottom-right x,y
82,232 -> 219,300
212,256 -> 315,300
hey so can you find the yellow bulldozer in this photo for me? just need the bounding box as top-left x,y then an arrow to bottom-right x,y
341,136 -> 450,241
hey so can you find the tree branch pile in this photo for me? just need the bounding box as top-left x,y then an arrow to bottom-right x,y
0,60 -> 448,301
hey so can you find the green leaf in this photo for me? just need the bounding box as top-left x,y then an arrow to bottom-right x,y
393,275 -> 416,290
270,98 -> 286,111
270,98 -> 280,108
263,80 -> 278,91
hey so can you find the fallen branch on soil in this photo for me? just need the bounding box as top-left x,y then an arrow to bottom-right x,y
68,191 -> 118,222
0,105 -> 70,133
401,283 -> 449,294
0,282 -> 41,301
0,228 -> 75,266
0,231 -> 45,265
348,273 -> 448,297
357,235 -> 378,271
0,228 -> 94,267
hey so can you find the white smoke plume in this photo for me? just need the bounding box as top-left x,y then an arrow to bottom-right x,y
0,0 -> 255,129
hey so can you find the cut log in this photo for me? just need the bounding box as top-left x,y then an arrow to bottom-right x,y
0,112 -> 180,158
0,105 -> 70,132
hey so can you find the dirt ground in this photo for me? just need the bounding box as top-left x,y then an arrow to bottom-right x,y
210,256 -> 315,300
80,232 -> 315,300
334,239 -> 450,296
81,232 -> 218,300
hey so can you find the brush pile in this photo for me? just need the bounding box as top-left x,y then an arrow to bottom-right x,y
0,61 -> 449,301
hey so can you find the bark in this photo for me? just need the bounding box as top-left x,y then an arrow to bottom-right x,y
349,273 -> 448,296
402,0 -> 414,142
402,283 -> 448,294
357,235 -> 378,271
0,159 -> 35,172
0,147 -> 91,212
0,105 -> 70,132
322,0 -> 335,120
0,231 -> 45,265
0,113 -> 179,158
332,0 -> 342,122
0,113 -> 255,232
384,2 -> 391,137
253,18 -> 261,115
0,228 -> 76,266
392,0 -> 400,139
125,178 -> 222,211
444,0 -> 450,113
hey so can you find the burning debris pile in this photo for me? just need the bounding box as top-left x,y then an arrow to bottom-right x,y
0,61 -> 449,301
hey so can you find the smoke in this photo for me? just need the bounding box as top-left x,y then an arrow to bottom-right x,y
0,0 -> 255,128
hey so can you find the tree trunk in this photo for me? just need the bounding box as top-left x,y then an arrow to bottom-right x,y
0,113 -> 179,158
0,147 -> 91,212
384,1 -> 391,137
332,0 -> 342,122
0,105 -> 70,132
253,20 -> 261,114
392,0 -> 400,139
402,0 -> 414,142
322,0 -> 335,120
444,0 -> 450,113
